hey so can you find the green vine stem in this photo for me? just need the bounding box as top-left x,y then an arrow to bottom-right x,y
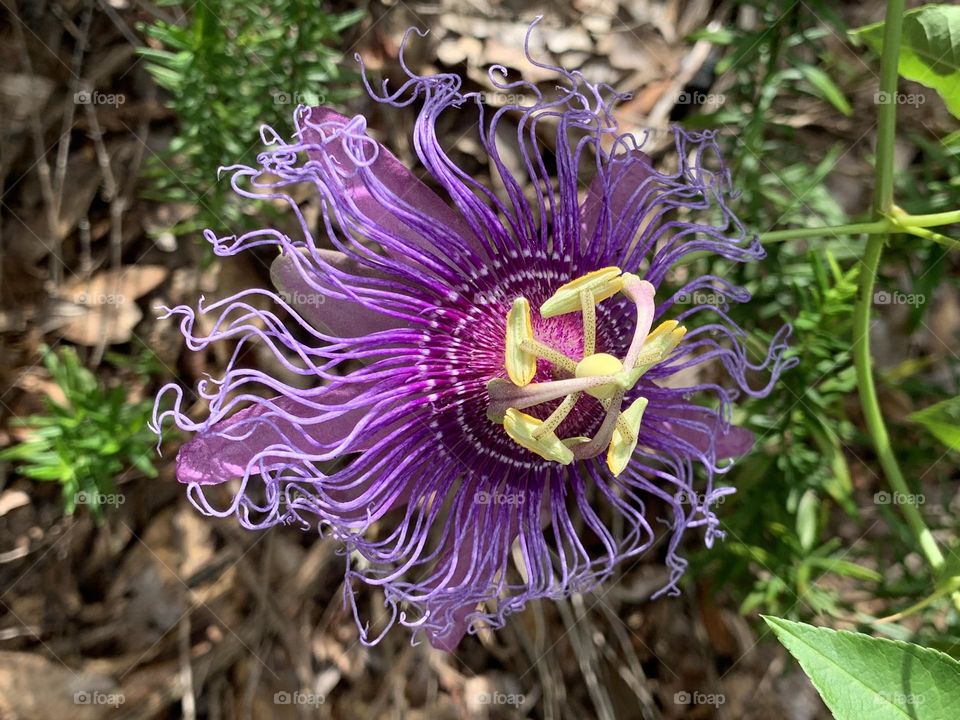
853,0 -> 946,573
759,210 -> 960,243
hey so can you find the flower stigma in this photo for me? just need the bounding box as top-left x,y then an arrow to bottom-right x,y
488,268 -> 687,476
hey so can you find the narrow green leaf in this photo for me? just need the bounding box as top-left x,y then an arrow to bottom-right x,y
909,395 -> 960,451
797,64 -> 854,116
764,616 -> 960,719
805,556 -> 883,582
796,489 -> 820,552
21,465 -> 68,482
942,129 -> 960,147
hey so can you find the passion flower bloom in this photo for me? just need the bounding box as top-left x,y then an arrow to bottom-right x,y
154,29 -> 794,650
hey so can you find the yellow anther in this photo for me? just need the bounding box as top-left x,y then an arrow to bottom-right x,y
632,320 -> 687,373
540,267 -> 624,318
575,353 -> 624,399
504,408 -> 575,464
505,297 -> 537,386
606,396 -> 649,477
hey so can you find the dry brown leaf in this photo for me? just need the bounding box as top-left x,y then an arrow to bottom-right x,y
57,265 -> 168,306
0,490 -> 31,518
50,266 -> 168,346
56,303 -> 144,346
0,651 -> 119,720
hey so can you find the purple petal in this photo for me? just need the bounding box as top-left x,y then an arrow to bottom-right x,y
662,407 -> 755,459
580,149 -> 654,249
270,248 -> 404,336
177,388 -> 373,485
420,500 -> 521,651
299,107 -> 489,264
425,605 -> 474,651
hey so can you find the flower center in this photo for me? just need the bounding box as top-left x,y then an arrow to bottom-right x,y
575,353 -> 624,400
486,267 -> 687,476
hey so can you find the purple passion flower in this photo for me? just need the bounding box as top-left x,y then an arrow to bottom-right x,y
154,30 -> 795,650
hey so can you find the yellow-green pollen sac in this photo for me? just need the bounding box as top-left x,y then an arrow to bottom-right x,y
490,268 -> 686,477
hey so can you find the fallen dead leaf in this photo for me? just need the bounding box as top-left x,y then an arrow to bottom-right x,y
52,265 -> 168,346
0,490 -> 31,518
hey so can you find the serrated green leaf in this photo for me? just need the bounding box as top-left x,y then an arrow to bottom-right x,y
765,616 -> 960,720
853,4 -> 960,118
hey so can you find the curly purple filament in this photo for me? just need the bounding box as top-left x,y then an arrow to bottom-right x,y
153,25 -> 795,650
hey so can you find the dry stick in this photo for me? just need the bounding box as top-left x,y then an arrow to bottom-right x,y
508,598 -> 562,720
178,614 -> 197,720
82,99 -> 126,365
558,596 -> 617,720
232,545 -> 311,687
95,0 -> 143,48
52,5 -> 93,218
240,639 -> 265,720
0,118 -> 6,347
124,108 -> 151,210
10,16 -> 61,286
240,532 -> 274,720
366,644 -> 416,718
115,631 -> 251,720
594,602 -> 659,720
78,218 -> 93,275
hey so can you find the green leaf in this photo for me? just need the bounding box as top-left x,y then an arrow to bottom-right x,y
796,489 -> 819,552
796,64 -> 854,116
805,556 -> 882,582
687,27 -> 737,45
853,4 -> 960,118
909,395 -> 960,451
764,616 -> 960,719
21,464 -> 68,482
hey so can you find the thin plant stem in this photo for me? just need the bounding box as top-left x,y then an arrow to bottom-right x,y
853,0 -> 945,572
899,209 -> 960,228
760,221 -> 889,242
759,211 -> 960,244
